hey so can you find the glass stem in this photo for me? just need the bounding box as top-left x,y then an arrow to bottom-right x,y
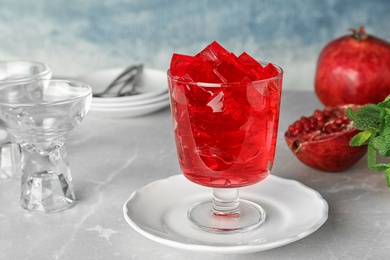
20,142 -> 76,213
212,188 -> 240,216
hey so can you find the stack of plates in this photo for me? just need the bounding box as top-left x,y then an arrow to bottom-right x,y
76,67 -> 170,118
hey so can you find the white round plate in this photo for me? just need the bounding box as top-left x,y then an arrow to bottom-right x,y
123,174 -> 328,254
91,91 -> 169,109
89,98 -> 170,118
76,67 -> 167,103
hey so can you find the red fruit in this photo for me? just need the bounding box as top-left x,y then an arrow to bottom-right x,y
284,105 -> 367,172
315,26 -> 390,106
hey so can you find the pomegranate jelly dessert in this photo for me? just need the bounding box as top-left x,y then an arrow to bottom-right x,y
168,41 -> 283,188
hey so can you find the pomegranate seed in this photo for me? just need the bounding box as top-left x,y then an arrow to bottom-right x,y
286,105 -> 354,139
295,121 -> 303,132
323,110 -> 331,117
335,118 -> 343,125
303,122 -> 311,131
316,115 -> 324,121
325,124 -> 333,133
288,125 -> 296,133
313,109 -> 322,117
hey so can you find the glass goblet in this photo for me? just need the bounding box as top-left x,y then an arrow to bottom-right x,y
0,79 -> 92,213
167,63 -> 283,232
0,60 -> 52,179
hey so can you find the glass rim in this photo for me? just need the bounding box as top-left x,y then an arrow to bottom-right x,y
167,61 -> 283,87
0,79 -> 92,107
0,60 -> 52,84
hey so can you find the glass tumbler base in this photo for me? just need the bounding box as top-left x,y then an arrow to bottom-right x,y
188,199 -> 266,233
21,171 -> 76,213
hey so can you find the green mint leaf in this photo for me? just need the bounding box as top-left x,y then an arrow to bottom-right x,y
386,168 -> 390,187
373,133 -> 390,156
379,110 -> 388,133
367,139 -> 390,173
350,130 -> 373,146
351,95 -> 390,187
381,114 -> 390,134
367,141 -> 378,170
378,95 -> 390,108
346,107 -> 357,121
371,163 -> 390,172
354,104 -> 382,130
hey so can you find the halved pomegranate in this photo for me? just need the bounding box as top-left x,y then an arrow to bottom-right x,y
284,105 -> 367,172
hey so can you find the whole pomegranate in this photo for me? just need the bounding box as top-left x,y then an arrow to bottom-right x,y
315,27 -> 390,106
284,105 -> 367,172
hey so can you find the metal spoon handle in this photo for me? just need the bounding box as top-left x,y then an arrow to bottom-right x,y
118,65 -> 143,96
93,64 -> 143,97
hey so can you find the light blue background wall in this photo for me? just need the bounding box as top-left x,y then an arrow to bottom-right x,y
0,0 -> 389,90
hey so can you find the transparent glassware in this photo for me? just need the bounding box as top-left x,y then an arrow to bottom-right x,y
0,61 -> 52,179
0,79 -> 92,213
167,62 -> 283,232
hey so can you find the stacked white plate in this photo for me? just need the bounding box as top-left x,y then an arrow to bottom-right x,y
76,67 -> 170,118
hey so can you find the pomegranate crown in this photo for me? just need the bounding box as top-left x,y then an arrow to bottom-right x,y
349,26 -> 368,41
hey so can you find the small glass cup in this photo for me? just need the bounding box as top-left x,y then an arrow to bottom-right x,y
0,79 -> 92,213
0,61 -> 52,179
167,62 -> 283,232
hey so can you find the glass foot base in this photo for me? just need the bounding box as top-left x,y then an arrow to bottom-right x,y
21,171 -> 76,213
188,199 -> 266,233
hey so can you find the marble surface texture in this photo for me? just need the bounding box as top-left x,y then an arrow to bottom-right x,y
0,0 -> 389,91
1,90 -> 390,259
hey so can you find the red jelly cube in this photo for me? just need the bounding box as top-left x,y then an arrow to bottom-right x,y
195,41 -> 229,63
170,54 -> 221,83
261,63 -> 280,79
186,62 -> 222,83
238,52 -> 262,69
213,53 -> 251,83
170,41 -> 277,83
170,54 -> 201,77
238,52 -> 264,80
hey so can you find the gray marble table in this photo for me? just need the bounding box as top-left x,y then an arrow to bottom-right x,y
1,90 -> 389,260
